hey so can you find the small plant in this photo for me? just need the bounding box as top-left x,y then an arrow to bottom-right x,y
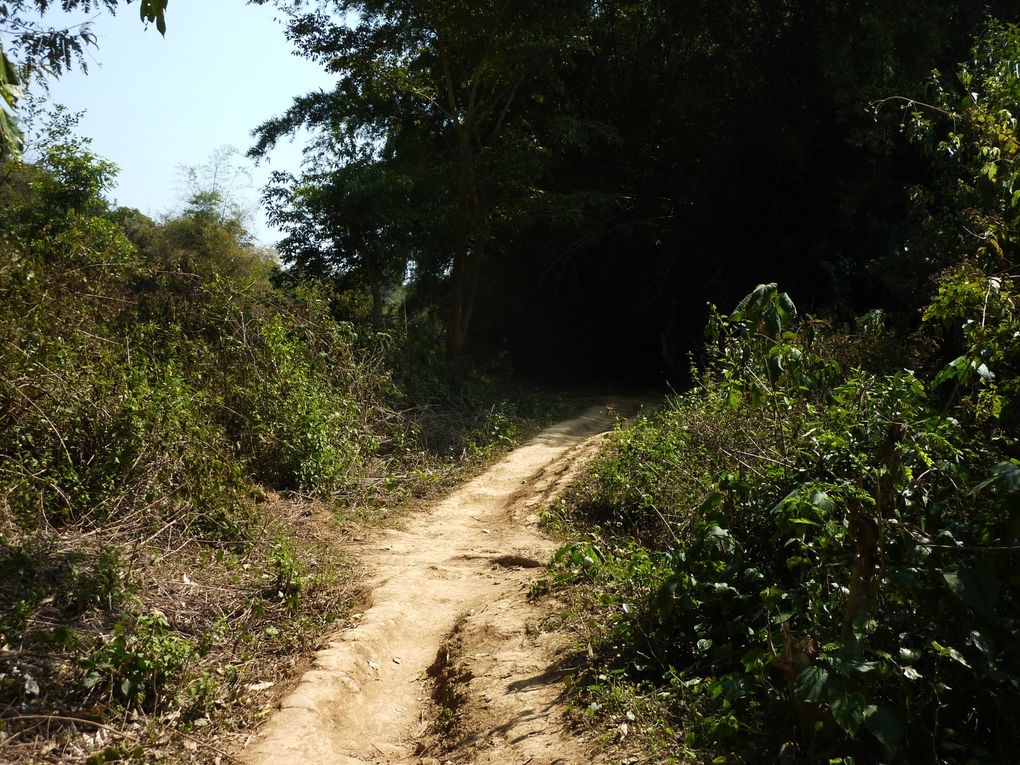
181,669 -> 221,720
81,614 -> 196,710
268,539 -> 313,610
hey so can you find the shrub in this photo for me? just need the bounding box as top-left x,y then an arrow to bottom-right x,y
81,614 -> 196,710
551,285 -> 1020,762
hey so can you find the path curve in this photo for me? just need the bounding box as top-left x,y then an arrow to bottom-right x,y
239,403 -> 625,765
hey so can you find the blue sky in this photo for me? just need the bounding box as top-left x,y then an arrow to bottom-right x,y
26,0 -> 334,244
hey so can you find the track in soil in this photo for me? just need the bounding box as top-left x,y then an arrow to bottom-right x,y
239,402 -> 631,765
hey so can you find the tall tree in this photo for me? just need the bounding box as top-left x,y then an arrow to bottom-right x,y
251,0 -> 586,357
263,150 -> 414,331
253,1 -> 1017,381
469,0 -> 1019,380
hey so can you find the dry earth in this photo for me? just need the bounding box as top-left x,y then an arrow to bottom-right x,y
238,402 -> 632,765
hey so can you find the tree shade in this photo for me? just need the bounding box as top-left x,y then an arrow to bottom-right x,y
254,0 -> 1019,382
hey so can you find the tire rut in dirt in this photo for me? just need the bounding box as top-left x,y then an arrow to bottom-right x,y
236,403 -> 633,765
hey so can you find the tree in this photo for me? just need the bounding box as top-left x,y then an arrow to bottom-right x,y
250,0 -> 587,357
263,149 -> 413,331
251,1 -> 1016,380
0,0 -> 169,160
469,0 -> 1018,381
176,144 -> 258,231
898,20 -> 1020,271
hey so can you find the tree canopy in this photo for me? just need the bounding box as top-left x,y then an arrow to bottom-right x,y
251,0 -> 593,357
252,0 -> 1018,376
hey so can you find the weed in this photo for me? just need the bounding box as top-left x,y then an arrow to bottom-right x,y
81,613 -> 196,710
267,539 -> 314,610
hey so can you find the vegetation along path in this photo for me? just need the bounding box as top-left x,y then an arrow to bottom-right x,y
240,402 -> 631,765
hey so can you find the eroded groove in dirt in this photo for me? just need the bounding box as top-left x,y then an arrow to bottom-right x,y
238,402 -> 632,765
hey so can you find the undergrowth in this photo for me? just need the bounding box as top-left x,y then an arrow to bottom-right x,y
545,30 -> 1020,763
0,111 -> 564,763
544,283 -> 1020,763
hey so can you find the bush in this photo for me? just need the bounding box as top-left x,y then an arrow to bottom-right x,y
551,285 -> 1020,763
81,614 -> 196,711
0,112 -> 395,528
0,108 -> 566,764
202,286 -> 373,495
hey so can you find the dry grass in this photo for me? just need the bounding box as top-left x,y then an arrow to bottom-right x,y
0,495 -> 358,764
0,395 -> 571,764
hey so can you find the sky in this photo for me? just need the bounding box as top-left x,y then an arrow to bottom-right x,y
25,0 -> 335,245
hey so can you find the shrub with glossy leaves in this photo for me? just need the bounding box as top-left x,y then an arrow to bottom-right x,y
553,287 -> 1019,762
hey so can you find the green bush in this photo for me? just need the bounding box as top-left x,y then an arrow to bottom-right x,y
0,325 -> 252,537
211,298 -> 368,495
0,109 -> 394,531
552,286 -> 1020,762
81,613 -> 196,710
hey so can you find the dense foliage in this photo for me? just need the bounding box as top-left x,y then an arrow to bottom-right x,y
0,111 -> 563,763
545,27 -> 1020,757
549,287 -> 1018,761
252,0 -> 1019,381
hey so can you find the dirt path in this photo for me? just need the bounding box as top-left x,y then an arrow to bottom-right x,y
238,403 -> 627,765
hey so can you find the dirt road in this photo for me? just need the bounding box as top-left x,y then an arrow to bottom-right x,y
239,403 -> 625,765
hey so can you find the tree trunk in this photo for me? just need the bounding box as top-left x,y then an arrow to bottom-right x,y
363,246 -> 384,332
445,128 -> 484,360
446,199 -> 470,359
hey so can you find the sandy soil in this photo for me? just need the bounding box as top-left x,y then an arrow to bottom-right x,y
238,402 -> 629,765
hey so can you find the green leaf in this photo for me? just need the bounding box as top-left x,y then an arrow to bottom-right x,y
767,352 -> 785,379
697,491 -> 723,515
898,647 -> 921,664
969,630 -> 993,658
828,656 -> 879,676
933,356 -> 968,388
770,487 -> 799,515
705,524 -> 736,553
0,43 -> 24,161
810,491 -> 835,514
793,666 -> 839,703
943,567 -> 1001,616
864,705 -> 904,755
0,108 -> 24,160
731,283 -> 777,322
831,692 -> 873,735
651,577 -> 681,619
902,666 -> 923,681
741,648 -> 767,672
931,640 -> 971,668
139,0 -> 169,36
777,291 -> 798,320
997,461 -> 1020,492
